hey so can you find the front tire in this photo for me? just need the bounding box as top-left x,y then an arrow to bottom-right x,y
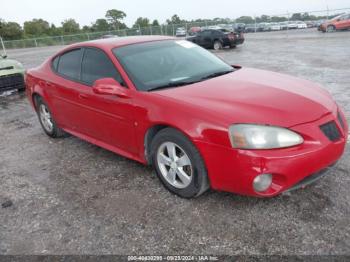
151,128 -> 209,198
35,96 -> 67,138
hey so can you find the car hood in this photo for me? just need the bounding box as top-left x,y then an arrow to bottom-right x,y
0,58 -> 25,76
155,68 -> 336,127
0,58 -> 23,69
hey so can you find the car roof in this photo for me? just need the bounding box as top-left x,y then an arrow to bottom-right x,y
63,35 -> 175,51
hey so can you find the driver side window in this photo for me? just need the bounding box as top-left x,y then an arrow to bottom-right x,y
81,48 -> 123,86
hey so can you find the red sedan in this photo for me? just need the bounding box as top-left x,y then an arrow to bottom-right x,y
26,36 -> 348,198
319,13 -> 350,32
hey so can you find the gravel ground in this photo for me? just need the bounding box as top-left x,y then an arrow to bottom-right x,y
0,29 -> 349,255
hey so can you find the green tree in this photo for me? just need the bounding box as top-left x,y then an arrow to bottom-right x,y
133,17 -> 150,28
270,16 -> 287,22
0,20 -> 23,40
166,14 -> 182,24
61,19 -> 80,34
256,15 -> 271,23
24,19 -> 50,36
48,24 -> 63,36
152,19 -> 160,26
106,9 -> 126,30
235,16 -> 254,24
291,13 -> 302,21
92,19 -> 110,32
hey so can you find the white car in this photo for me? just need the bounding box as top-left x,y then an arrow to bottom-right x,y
175,27 -> 187,37
296,21 -> 307,29
207,25 -> 223,30
269,23 -> 281,31
287,21 -> 298,29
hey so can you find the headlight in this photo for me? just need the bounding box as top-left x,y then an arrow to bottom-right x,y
15,62 -> 24,69
228,124 -> 303,149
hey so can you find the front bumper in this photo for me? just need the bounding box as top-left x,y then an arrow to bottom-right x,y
194,110 -> 348,197
0,72 -> 25,92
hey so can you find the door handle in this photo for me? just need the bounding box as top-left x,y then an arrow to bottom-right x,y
79,94 -> 89,99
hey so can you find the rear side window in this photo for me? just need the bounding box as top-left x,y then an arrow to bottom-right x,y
202,30 -> 212,37
57,49 -> 83,80
81,48 -> 123,86
52,56 -> 59,71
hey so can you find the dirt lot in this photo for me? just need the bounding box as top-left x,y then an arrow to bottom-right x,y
1,29 -> 350,255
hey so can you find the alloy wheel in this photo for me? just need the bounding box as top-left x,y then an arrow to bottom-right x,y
39,104 -> 53,133
156,142 -> 193,189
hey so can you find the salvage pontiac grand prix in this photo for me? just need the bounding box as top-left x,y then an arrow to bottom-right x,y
25,36 -> 348,198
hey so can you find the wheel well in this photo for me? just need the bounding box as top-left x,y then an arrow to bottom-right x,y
144,125 -> 170,165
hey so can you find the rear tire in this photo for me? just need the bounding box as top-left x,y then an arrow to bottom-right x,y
35,96 -> 67,138
150,128 -> 210,198
213,40 -> 222,51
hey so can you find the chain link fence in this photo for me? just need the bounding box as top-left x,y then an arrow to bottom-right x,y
2,7 -> 350,49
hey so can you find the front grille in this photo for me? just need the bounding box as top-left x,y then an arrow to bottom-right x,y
0,73 -> 24,92
338,112 -> 345,130
320,121 -> 340,141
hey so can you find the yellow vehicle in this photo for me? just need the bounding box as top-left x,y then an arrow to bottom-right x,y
0,37 -> 25,93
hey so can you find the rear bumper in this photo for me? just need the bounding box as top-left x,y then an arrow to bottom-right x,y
194,110 -> 348,197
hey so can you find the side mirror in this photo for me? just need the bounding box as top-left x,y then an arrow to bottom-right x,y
92,78 -> 129,98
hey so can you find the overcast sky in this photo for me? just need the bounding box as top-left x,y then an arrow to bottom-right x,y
2,0 -> 349,27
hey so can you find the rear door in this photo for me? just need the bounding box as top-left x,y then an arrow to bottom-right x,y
48,48 -> 85,130
49,47 -> 137,153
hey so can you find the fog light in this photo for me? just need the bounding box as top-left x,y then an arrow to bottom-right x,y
253,174 -> 272,192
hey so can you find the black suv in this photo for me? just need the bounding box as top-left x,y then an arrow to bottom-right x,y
186,29 -> 244,50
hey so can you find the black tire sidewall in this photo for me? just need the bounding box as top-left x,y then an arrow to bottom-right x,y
151,128 -> 208,198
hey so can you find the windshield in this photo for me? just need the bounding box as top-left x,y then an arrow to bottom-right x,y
112,40 -> 234,91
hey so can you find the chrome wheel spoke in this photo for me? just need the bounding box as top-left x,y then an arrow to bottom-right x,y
177,154 -> 191,167
166,143 -> 177,160
167,168 -> 176,184
176,167 -> 191,186
159,153 -> 172,166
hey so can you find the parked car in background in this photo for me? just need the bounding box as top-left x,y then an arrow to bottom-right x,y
269,23 -> 281,31
207,25 -> 222,30
220,24 -> 234,32
233,23 -> 246,32
0,37 -> 25,93
279,22 -> 288,30
287,21 -> 298,29
187,29 -> 244,50
256,23 -> 269,32
296,21 -> 307,29
319,13 -> 350,32
100,34 -> 118,39
188,27 -> 201,36
176,27 -> 187,37
26,36 -> 348,198
245,24 -> 257,33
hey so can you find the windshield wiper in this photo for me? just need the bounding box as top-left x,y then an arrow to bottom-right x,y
148,80 -> 200,92
148,70 -> 234,92
199,69 -> 234,81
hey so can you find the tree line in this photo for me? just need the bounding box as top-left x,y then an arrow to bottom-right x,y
0,9 -> 330,40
